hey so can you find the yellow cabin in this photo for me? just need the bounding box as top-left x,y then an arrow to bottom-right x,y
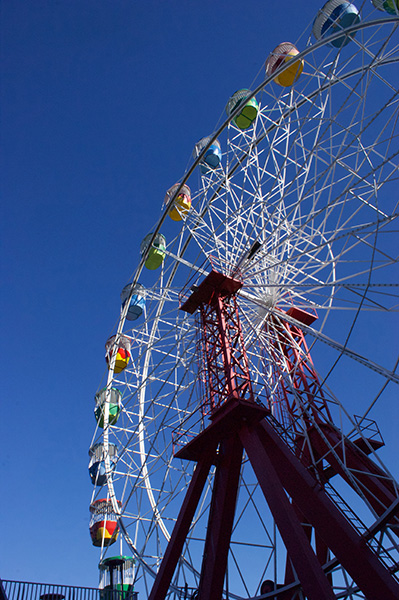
105,334 -> 131,373
164,184 -> 192,221
265,43 -> 304,87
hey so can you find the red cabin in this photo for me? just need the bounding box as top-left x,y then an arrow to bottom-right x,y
89,498 -> 122,547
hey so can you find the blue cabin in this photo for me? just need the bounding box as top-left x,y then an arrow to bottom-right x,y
193,137 -> 222,174
88,442 -> 118,486
313,1 -> 360,48
120,283 -> 146,321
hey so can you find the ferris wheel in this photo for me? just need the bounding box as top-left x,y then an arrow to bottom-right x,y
88,2 -> 399,599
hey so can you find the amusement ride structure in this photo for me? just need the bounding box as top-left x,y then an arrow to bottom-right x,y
88,1 -> 399,598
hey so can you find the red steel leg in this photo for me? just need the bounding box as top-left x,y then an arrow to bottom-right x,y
198,433 -> 243,600
239,424 -> 336,600
148,442 -> 217,600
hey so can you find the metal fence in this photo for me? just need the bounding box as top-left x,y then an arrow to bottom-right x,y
0,582 -> 138,600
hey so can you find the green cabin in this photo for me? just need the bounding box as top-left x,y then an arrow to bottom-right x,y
94,387 -> 122,428
225,89 -> 259,130
99,556 -> 137,600
140,233 -> 166,270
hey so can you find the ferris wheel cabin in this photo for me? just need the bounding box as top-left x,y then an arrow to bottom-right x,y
193,136 -> 222,173
140,232 -> 166,270
372,0 -> 399,13
225,89 -> 259,130
265,42 -> 304,87
99,556 -> 137,600
94,387 -> 122,428
88,442 -> 118,486
89,499 -> 121,547
164,184 -> 192,221
105,335 -> 131,373
120,283 -> 146,321
313,0 -> 360,47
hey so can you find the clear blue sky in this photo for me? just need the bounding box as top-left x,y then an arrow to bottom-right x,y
1,0 -> 398,591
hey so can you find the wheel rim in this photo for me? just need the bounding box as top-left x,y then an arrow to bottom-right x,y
89,11 -> 399,599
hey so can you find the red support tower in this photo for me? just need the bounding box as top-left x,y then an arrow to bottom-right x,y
148,271 -> 399,600
197,280 -> 255,413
